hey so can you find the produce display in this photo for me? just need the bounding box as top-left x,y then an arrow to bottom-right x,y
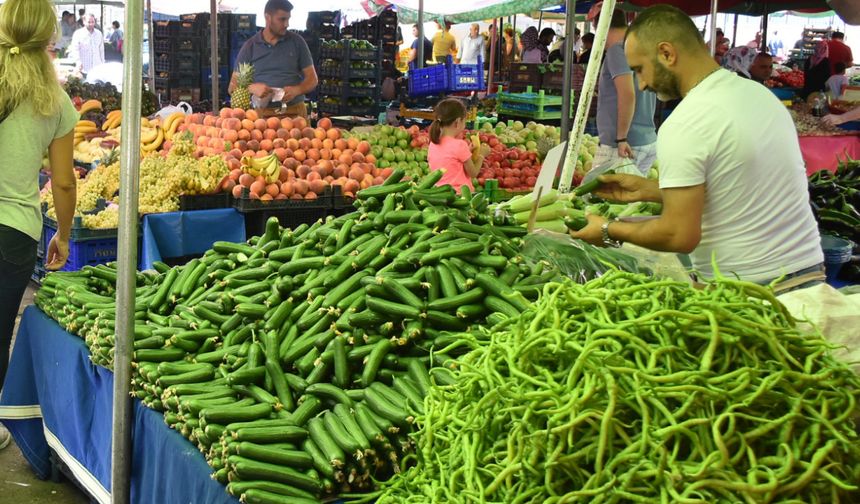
63,76 -> 158,117
369,273 -> 860,502
493,183 -> 661,234
345,125 -> 429,181
34,170 -> 556,503
790,107 -> 856,136
809,158 -> 860,280
768,68 -> 804,89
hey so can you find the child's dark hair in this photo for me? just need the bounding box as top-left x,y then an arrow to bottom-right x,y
429,98 -> 467,144
835,62 -> 846,74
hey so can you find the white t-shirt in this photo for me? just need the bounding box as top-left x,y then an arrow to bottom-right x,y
657,69 -> 823,282
70,27 -> 105,73
458,35 -> 485,65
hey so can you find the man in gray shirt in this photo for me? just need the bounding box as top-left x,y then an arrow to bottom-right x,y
228,0 -> 318,118
593,8 -> 657,175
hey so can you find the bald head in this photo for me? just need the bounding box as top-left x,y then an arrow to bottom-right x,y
626,4 -> 706,59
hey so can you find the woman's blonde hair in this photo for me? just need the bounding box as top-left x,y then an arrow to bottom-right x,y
0,0 -> 63,118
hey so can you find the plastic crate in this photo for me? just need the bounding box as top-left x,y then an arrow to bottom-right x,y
308,11 -> 341,24
497,86 -> 573,120
408,63 -> 448,96
169,73 -> 200,89
41,220 -> 118,272
509,63 -> 542,92
154,21 -> 173,38
448,56 -> 484,92
154,38 -> 172,53
232,14 -> 256,31
179,192 -> 232,211
319,58 -> 381,80
201,66 -> 230,85
233,190 -> 330,238
328,185 -> 356,216
174,37 -> 200,52
170,88 -> 201,103
318,101 -> 378,117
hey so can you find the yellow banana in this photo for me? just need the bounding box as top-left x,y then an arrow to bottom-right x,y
140,127 -> 159,144
77,120 -> 97,129
141,117 -> 153,128
141,127 -> 164,152
163,112 -> 185,140
75,125 -> 98,134
102,112 -> 121,131
78,99 -> 102,116
106,109 -> 121,119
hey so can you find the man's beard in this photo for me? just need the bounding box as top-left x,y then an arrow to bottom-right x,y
647,59 -> 682,102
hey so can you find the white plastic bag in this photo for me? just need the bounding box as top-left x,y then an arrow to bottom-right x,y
153,101 -> 192,121
777,283 -> 860,374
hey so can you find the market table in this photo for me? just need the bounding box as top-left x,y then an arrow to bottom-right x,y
141,208 -> 245,270
0,306 -> 239,504
799,135 -> 860,175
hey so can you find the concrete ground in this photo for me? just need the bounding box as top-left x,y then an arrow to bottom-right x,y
1,282 -> 91,503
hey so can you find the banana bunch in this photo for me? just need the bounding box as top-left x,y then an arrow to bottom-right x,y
241,153 -> 280,184
102,110 -> 122,130
74,120 -> 99,145
141,126 -> 164,152
161,112 -> 185,141
77,99 -> 102,117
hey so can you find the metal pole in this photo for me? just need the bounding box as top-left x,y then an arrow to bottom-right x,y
558,0 -> 616,193
417,0 -> 424,69
561,0 -> 577,141
537,11 -> 543,33
211,0 -> 219,109
111,0 -> 142,502
708,0 -> 718,56
761,2 -> 769,52
487,19 -> 497,93
146,0 -> 154,90
732,13 -> 739,48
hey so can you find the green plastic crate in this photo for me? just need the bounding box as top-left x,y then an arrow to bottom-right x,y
496,86 -> 574,120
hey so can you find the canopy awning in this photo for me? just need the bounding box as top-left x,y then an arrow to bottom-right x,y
365,0 -> 565,24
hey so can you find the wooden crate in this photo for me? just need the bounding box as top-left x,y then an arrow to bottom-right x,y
508,63 -> 542,92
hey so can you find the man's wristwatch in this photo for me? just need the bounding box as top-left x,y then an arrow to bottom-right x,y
616,138 -> 628,144
601,221 -> 623,248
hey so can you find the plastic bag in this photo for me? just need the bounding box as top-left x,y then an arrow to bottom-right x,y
521,230 -> 644,284
153,101 -> 192,121
777,283 -> 860,374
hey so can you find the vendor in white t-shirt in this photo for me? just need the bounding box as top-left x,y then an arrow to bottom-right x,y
570,5 -> 824,289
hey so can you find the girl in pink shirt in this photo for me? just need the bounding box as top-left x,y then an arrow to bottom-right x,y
427,98 -> 484,192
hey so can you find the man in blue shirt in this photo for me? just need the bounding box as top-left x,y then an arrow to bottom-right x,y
409,24 -> 433,70
228,0 -> 318,117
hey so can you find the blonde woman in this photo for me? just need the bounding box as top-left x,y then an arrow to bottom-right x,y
0,0 -> 77,450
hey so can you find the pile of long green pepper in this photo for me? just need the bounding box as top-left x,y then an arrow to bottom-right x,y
361,271 -> 860,503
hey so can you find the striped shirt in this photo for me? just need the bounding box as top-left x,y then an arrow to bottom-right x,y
70,27 -> 105,73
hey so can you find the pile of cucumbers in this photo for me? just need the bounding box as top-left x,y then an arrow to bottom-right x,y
35,170 -> 558,504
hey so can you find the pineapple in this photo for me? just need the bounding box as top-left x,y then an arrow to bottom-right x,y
231,63 -> 254,110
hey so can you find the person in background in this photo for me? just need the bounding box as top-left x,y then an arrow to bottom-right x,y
803,39 -> 831,99
432,20 -> 456,63
55,11 -> 75,54
550,34 -> 565,54
706,28 -> 725,51
827,31 -> 853,76
520,27 -> 543,63
578,33 -> 595,63
572,5 -> 824,291
483,23 -> 498,71
747,31 -> 762,50
825,62 -> 849,98
768,30 -> 783,59
572,28 -> 583,54
501,27 -> 519,78
105,20 -> 122,62
427,98 -> 487,193
822,102 -> 860,126
408,24 -> 433,70
70,14 -> 104,76
714,37 -> 730,65
0,0 -> 78,451
748,52 -> 774,83
76,8 -> 85,28
458,23 -> 485,65
229,0 -> 318,118
592,8 -> 657,175
538,28 -> 555,61
725,46 -> 760,80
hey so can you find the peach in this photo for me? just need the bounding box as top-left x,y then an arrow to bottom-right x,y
317,117 -> 332,130
260,139 -> 274,152
296,165 -> 311,178
305,191 -> 318,200
309,179 -> 327,195
266,117 -> 281,130
242,149 -> 256,158
247,140 -> 260,151
260,193 -> 274,202
203,115 -> 217,126
348,167 -> 364,180
274,148 -> 288,162
232,108 -> 246,120
311,138 -> 322,150
293,149 -> 307,162
280,182 -> 293,196
272,138 -> 286,149
307,148 -> 320,161
326,128 -> 340,141
231,184 -> 244,198
334,139 -> 348,151
276,128 -> 290,140
293,117 -> 308,129
307,171 -> 321,182
245,109 -> 259,121
254,118 -> 267,131
280,117 -> 294,130
289,128 -> 302,140
320,148 -> 332,161
314,128 -> 327,140
241,119 -> 255,131
264,129 -> 277,141
347,138 -> 359,150
293,179 -> 309,195
223,130 -> 239,143
239,173 -> 255,188
266,183 -> 281,198
357,141 -> 371,155
286,138 -> 299,150
251,129 -> 264,142
299,138 -> 312,151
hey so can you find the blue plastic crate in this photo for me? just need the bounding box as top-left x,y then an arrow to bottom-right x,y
408,63 -> 447,96
42,222 -> 118,272
838,121 -> 860,131
770,87 -> 796,100
448,56 -> 484,92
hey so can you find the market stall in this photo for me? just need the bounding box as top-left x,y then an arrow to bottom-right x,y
5,1 -> 860,503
